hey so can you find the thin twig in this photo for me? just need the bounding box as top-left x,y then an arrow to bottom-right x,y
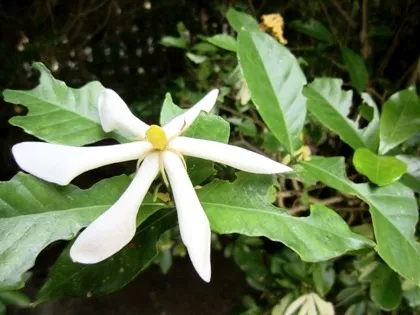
219,105 -> 266,129
231,139 -> 266,156
331,0 -> 357,28
377,19 -> 406,76
360,0 -> 371,58
318,0 -> 340,45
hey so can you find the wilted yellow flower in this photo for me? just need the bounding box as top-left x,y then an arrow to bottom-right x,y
260,13 -> 288,45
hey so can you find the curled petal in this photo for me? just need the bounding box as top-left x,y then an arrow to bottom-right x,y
12,141 -> 152,185
169,137 -> 293,174
98,88 -> 150,138
163,151 -> 211,282
70,152 -> 160,264
163,89 -> 219,139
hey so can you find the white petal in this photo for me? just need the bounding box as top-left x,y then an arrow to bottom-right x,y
169,137 -> 293,174
12,141 -> 152,185
163,89 -> 219,139
163,151 -> 211,282
70,152 -> 159,264
98,88 -> 150,138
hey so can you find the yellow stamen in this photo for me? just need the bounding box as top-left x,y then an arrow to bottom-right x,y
166,148 -> 187,169
146,125 -> 167,150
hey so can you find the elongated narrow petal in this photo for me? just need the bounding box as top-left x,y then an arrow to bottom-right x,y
163,151 -> 211,282
163,89 -> 219,139
170,137 -> 293,174
12,141 -> 152,185
98,88 -> 150,138
70,152 -> 160,264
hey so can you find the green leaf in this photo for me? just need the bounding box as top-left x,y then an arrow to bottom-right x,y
312,262 -> 335,297
227,117 -> 257,137
341,48 -> 369,92
191,42 -> 219,54
396,155 -> 420,193
159,93 -> 185,125
37,209 -> 176,301
159,93 -> 230,184
304,78 -> 377,151
353,148 -> 407,186
370,263 -> 402,310
0,302 -> 5,315
344,302 -> 366,315
183,112 -> 230,184
0,173 -> 165,290
299,157 -> 420,285
226,8 -> 259,32
232,244 -> 271,290
262,131 -> 283,153
198,172 -> 373,262
290,19 -> 335,43
402,280 -> 420,308
0,291 -> 30,306
238,30 -> 307,154
2,63 -> 128,145
186,52 -> 207,64
206,34 -> 237,52
379,87 -> 420,154
159,36 -> 187,49
360,93 -> 380,152
272,294 -> 294,315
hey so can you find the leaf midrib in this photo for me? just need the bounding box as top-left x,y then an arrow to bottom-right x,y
6,89 -> 99,125
1,202 -> 166,220
202,201 -> 364,239
241,32 -> 294,153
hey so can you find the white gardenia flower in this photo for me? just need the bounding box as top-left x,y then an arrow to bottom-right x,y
12,88 -> 292,282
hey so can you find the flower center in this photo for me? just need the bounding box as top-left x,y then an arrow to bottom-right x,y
146,125 -> 167,150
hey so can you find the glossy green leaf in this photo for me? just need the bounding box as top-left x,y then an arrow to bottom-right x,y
0,302 -> 4,315
159,94 -> 230,184
379,87 -> 420,154
353,148 -> 407,186
238,30 -> 307,154
2,63 -> 129,145
290,19 -> 335,43
397,155 -> 420,193
37,209 -> 176,301
0,173 -> 165,290
370,263 -> 402,310
299,157 -> 420,285
341,48 -> 369,92
226,8 -> 259,32
206,34 -> 237,52
305,78 -> 378,151
198,172 -> 374,262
